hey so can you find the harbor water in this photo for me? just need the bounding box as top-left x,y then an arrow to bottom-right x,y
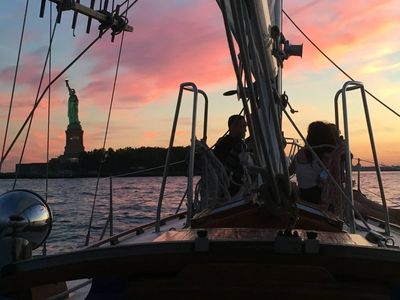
0,172 -> 399,254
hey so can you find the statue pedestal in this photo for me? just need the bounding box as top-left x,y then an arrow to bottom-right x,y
64,123 -> 84,157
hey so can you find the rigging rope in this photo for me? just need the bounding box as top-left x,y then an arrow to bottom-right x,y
13,20 -> 58,189
0,0 -> 30,173
361,187 -> 399,206
85,2 -> 129,246
43,1 -> 53,257
354,157 -> 397,169
108,160 -> 186,178
46,2 -> 53,204
282,9 -> 400,119
352,157 -> 399,205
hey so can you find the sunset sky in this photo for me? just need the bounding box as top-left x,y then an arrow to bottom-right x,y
0,0 -> 399,172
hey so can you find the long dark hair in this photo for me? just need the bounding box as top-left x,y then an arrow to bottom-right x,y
305,121 -> 337,162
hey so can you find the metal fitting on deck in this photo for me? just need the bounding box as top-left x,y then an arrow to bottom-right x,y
195,230 -> 209,252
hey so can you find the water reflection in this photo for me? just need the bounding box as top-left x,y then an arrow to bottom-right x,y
0,173 -> 398,253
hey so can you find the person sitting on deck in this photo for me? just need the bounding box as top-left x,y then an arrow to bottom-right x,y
289,121 -> 337,204
213,114 -> 248,196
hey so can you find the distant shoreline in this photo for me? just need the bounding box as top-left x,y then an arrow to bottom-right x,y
1,146 -> 399,179
1,168 -> 399,179
0,172 -> 187,179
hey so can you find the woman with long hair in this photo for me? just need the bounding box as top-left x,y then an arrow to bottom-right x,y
289,121 -> 338,203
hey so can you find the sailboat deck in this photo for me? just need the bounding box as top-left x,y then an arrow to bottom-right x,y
154,227 -> 372,247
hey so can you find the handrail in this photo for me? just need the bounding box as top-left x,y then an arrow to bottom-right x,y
283,108 -> 373,233
356,158 -> 361,191
183,87 -> 209,143
334,81 -> 390,235
155,82 -> 208,232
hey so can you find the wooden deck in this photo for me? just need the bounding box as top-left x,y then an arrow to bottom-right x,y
154,227 -> 372,246
191,200 -> 344,232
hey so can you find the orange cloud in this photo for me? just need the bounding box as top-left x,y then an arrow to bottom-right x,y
283,0 -> 400,72
75,1 -> 233,109
143,131 -> 160,139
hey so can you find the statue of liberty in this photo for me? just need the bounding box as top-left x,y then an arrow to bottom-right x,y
65,80 -> 80,127
64,79 -> 85,156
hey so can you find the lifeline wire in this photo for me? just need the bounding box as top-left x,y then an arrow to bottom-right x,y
43,1 -> 54,257
13,19 -> 58,189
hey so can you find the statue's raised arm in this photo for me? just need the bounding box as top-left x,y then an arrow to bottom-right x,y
65,79 -> 73,93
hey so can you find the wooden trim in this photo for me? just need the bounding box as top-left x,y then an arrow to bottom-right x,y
2,239 -> 400,294
85,212 -> 186,249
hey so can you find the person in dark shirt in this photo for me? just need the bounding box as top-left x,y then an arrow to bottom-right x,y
213,115 -> 247,195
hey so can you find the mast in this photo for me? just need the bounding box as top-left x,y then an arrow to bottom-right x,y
217,0 -> 302,206
276,0 -> 283,124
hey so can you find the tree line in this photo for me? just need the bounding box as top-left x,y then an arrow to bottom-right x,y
51,146 -> 191,177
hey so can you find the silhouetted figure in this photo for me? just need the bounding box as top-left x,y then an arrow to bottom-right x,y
213,115 -> 247,195
289,121 -> 337,203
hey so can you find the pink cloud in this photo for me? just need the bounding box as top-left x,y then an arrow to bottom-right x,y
75,1 -> 233,110
0,125 -> 65,171
0,50 -> 53,89
283,0 -> 400,72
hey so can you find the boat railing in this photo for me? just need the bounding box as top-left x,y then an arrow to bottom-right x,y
155,82 -> 208,232
285,137 -> 302,164
93,160 -> 186,242
334,80 -> 390,235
